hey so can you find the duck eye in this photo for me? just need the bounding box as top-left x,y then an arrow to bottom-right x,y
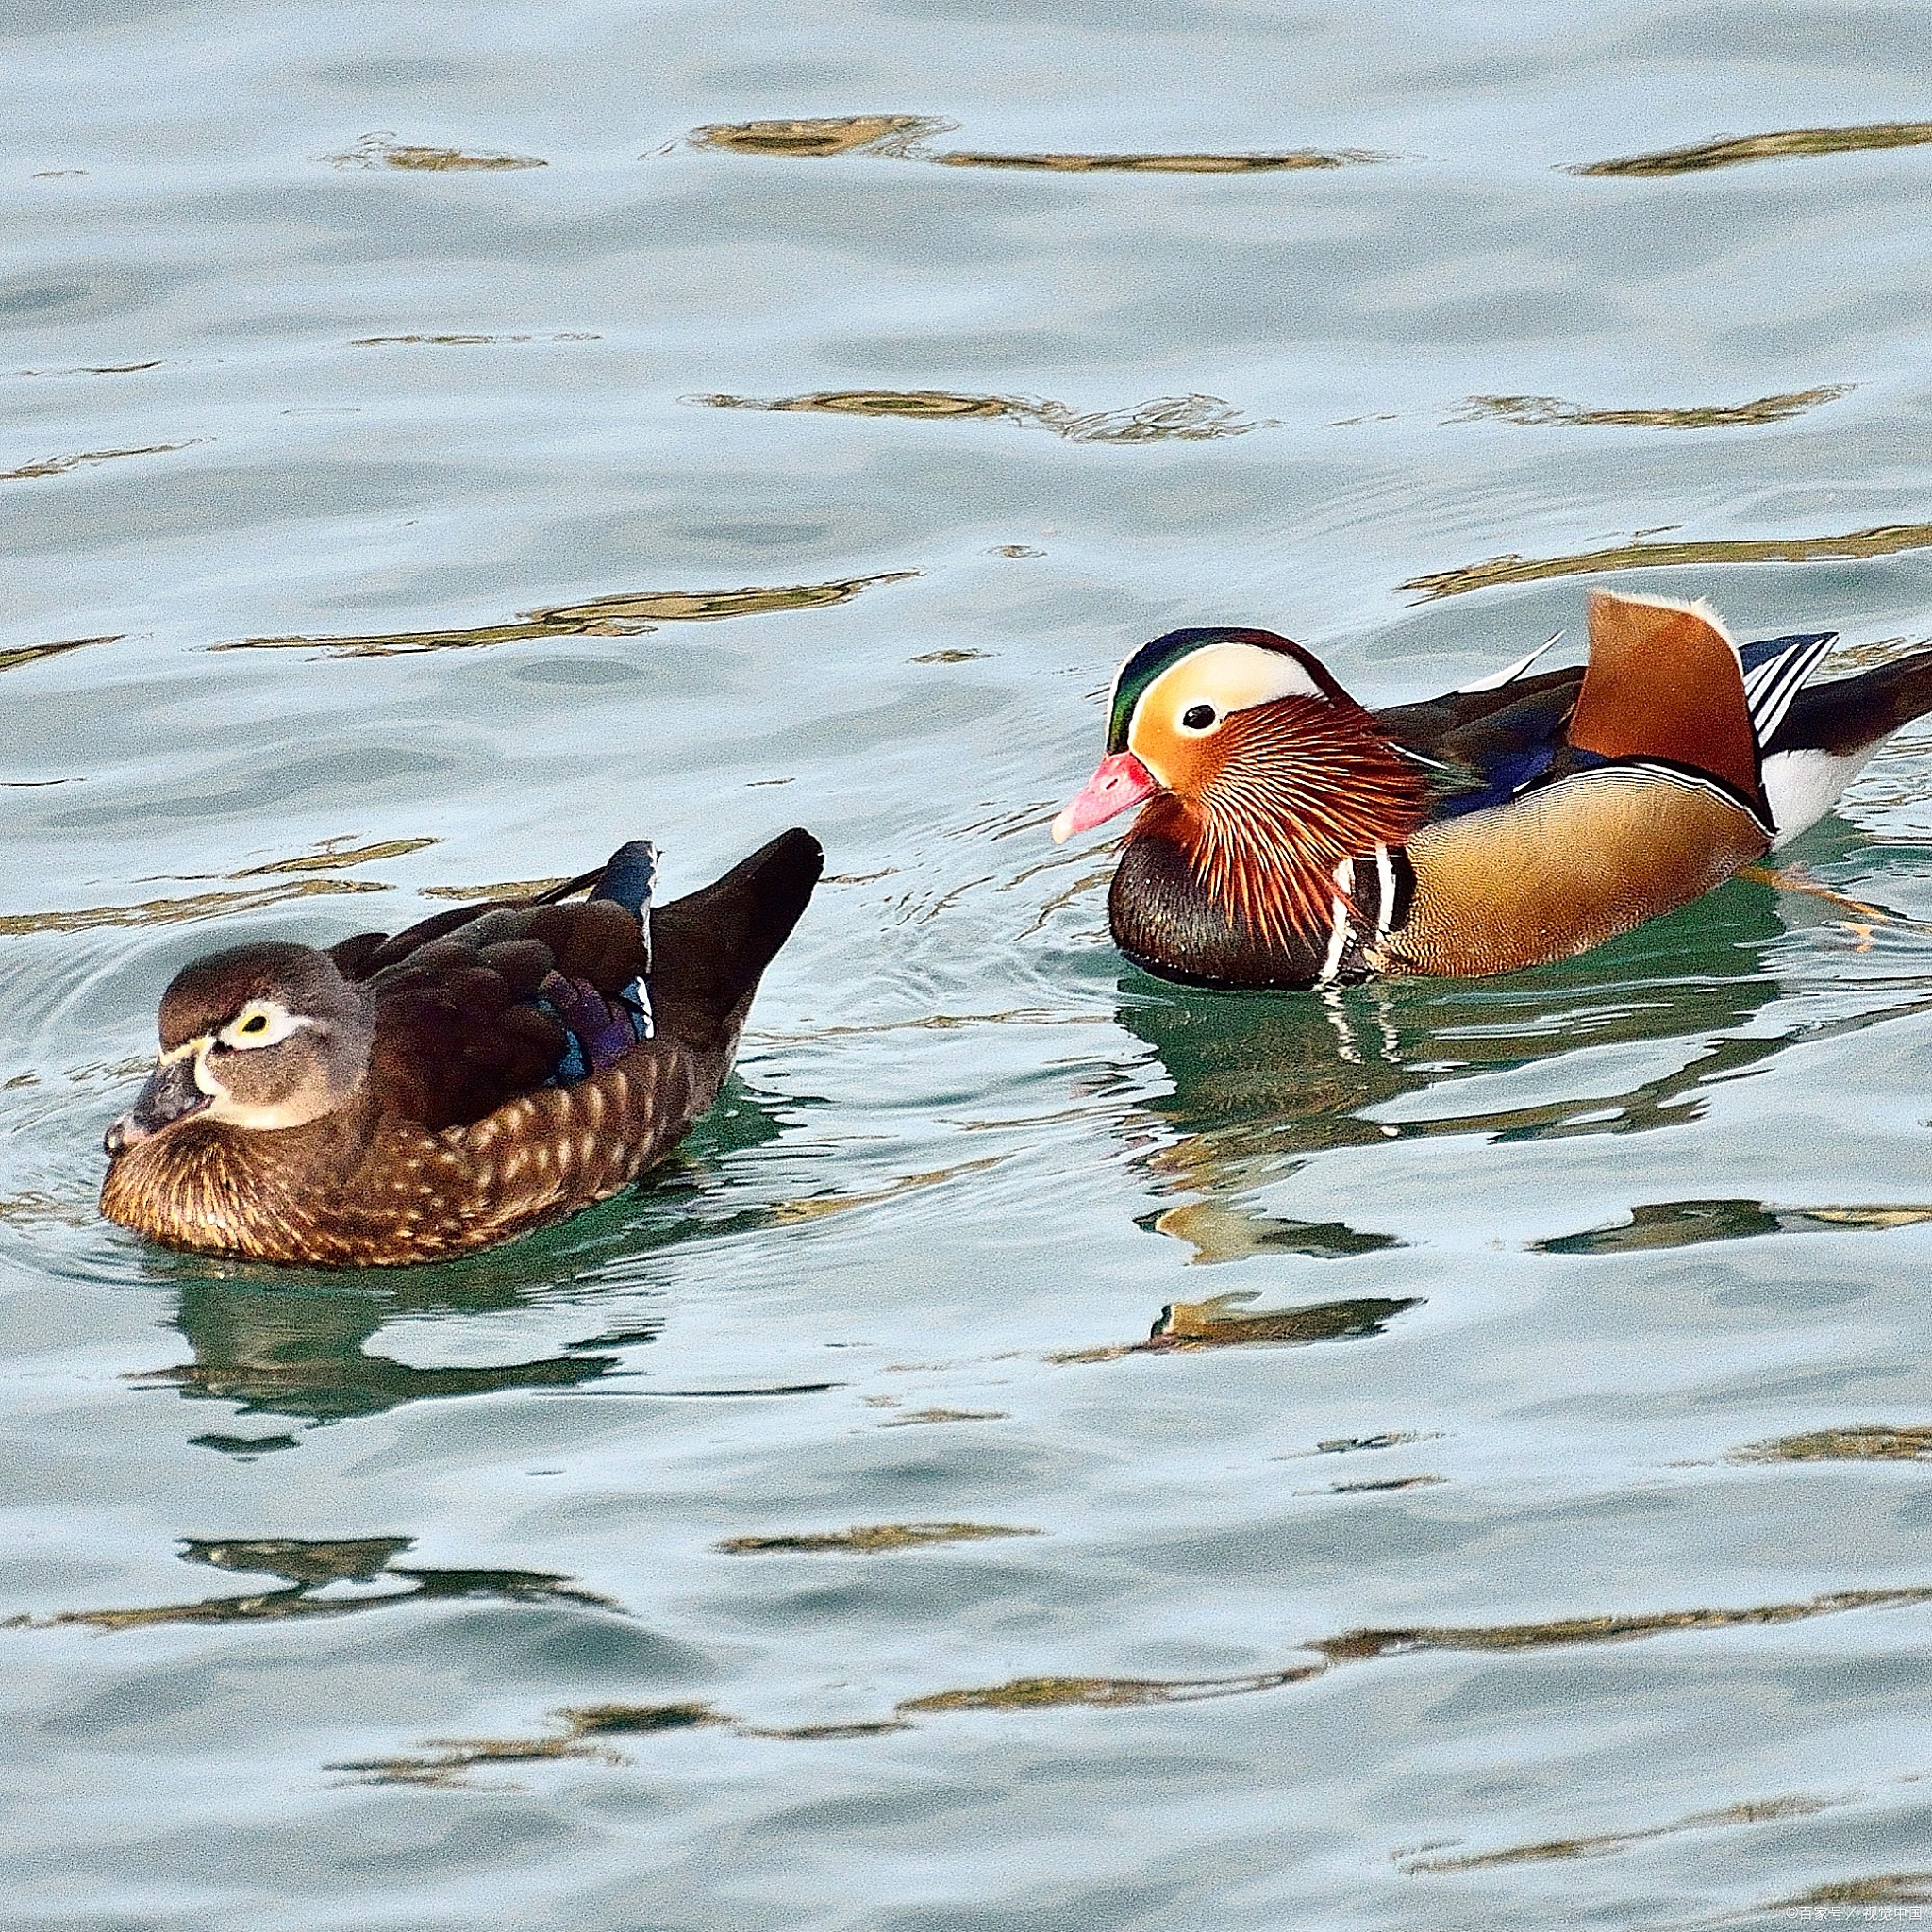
238,1013 -> 270,1037
1181,703 -> 1218,731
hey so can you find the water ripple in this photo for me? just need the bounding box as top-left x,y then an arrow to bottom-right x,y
1572,121 -> 1932,178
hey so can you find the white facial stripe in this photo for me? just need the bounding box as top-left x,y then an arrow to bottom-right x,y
1138,642 -> 1325,733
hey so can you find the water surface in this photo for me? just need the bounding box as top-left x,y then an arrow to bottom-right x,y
4,1 -> 1932,1926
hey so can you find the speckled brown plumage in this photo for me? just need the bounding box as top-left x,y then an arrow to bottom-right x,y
101,829 -> 822,1266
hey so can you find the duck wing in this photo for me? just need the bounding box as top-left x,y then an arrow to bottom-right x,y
1374,666 -> 1583,821
326,846 -> 658,1131
319,831 -> 823,1135
1376,593 -> 1774,978
1375,615 -> 1836,826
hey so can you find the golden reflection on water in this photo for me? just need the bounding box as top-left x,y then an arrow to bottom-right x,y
13,359 -> 161,377
419,875 -> 571,902
1738,861 -> 1907,933
337,1580 -> 1932,1784
921,1585 -> 1932,1706
1311,1585 -> 1932,1661
1571,120 -> 1932,177
1401,1789 -> 1852,1873
684,115 -> 955,159
1401,520 -> 1932,600
1453,386 -> 1851,429
323,132 -> 546,171
930,148 -> 1384,173
717,1523 -> 1038,1555
681,114 -> 1390,173
226,836 -> 435,878
1150,1291 -> 1414,1347
899,1667 -> 1320,1712
213,570 -> 918,656
0,634 -> 117,674
1731,1425 -> 1932,1463
1763,1874 -> 1932,1911
874,1406 -> 1009,1427
768,1153 -> 1007,1225
1050,1291 -> 1421,1362
1,441 -> 199,481
351,332 -> 600,347
0,877 -> 387,938
334,1702 -> 727,1788
694,388 -> 1258,442
0,837 -> 459,936
702,388 -> 1011,421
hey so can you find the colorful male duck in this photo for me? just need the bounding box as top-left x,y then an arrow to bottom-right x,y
101,829 -> 821,1265
1053,590 -> 1932,989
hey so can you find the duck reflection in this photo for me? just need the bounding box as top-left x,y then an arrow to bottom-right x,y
134,1080 -> 791,1439
142,1267 -> 626,1426
1116,874 -> 1800,1259
14,1535 -> 616,1632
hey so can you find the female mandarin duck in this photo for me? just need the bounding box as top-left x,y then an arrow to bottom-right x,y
101,829 -> 822,1265
1053,590 -> 1932,989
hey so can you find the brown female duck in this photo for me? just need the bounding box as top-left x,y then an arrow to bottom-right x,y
101,829 -> 822,1265
1054,589 -> 1932,989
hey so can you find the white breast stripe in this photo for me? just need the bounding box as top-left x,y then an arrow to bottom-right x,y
1316,858 -> 1356,985
1373,842 -> 1395,942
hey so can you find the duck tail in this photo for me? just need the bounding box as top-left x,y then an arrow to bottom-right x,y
1772,646 -> 1932,757
646,829 -> 824,1058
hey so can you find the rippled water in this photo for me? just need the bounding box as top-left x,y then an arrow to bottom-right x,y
5,3 -> 1932,1926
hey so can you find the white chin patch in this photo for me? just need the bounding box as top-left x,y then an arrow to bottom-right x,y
207,1092 -> 331,1132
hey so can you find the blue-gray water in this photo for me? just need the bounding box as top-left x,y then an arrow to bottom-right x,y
5,4 -> 1932,1926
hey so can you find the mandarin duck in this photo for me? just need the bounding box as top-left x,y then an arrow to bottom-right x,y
101,829 -> 822,1265
1052,590 -> 1932,989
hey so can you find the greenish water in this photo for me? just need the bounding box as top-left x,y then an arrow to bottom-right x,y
4,3 -> 1932,1926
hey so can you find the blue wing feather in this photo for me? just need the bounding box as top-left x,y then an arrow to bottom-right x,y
591,840 -> 658,915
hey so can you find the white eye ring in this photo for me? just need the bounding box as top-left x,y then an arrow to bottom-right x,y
218,1002 -> 306,1050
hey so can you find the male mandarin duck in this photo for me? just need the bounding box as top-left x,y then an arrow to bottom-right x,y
101,829 -> 823,1265
1052,589 -> 1932,989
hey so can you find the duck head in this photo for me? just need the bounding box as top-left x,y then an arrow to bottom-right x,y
1052,627 -> 1427,951
105,942 -> 375,1157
